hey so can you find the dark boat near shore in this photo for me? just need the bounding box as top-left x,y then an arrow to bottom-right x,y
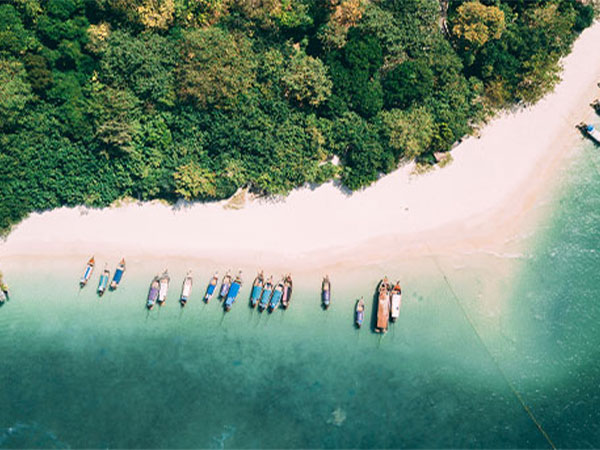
592,99 -> 600,115
375,277 -> 390,333
322,275 -> 331,309
109,258 -> 126,291
268,279 -> 284,312
79,256 -> 95,288
97,265 -> 110,297
355,297 -> 365,328
224,272 -> 243,312
258,276 -> 273,312
577,122 -> 600,144
180,271 -> 193,307
219,271 -> 232,300
250,271 -> 264,308
147,276 -> 160,310
204,272 -> 219,303
281,274 -> 293,309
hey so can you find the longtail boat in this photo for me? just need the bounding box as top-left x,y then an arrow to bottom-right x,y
390,281 -> 402,322
321,275 -> 331,309
219,271 -> 232,300
578,122 -> 600,144
0,289 -> 6,304
592,99 -> 600,115
204,272 -> 219,303
147,276 -> 160,310
79,256 -> 95,288
157,270 -> 170,306
0,275 -> 9,302
180,271 -> 193,307
224,271 -> 243,312
375,277 -> 390,333
109,258 -> 126,291
281,274 -> 293,309
355,297 -> 365,328
268,279 -> 284,312
97,265 -> 110,297
249,271 -> 264,308
258,276 -> 273,312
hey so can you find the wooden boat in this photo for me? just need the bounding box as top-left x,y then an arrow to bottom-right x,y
203,271 -> 219,303
219,270 -> 232,300
97,265 -> 110,297
258,276 -> 273,312
224,271 -> 243,312
268,279 -> 284,312
375,277 -> 390,333
157,270 -> 170,306
180,270 -> 193,307
0,289 -> 6,304
0,274 -> 9,302
281,274 -> 293,309
355,297 -> 365,328
109,258 -> 126,291
249,271 -> 264,308
592,99 -> 600,115
578,122 -> 600,144
79,256 -> 95,288
147,276 -> 160,310
390,281 -> 402,322
321,275 -> 331,309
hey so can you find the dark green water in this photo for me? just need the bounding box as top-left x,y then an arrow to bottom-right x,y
1,146 -> 600,448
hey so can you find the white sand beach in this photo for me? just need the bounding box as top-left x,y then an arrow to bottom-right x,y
2,22 -> 600,270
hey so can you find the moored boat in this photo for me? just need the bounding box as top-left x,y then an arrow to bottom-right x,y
97,265 -> 110,297
578,122 -> 600,144
321,275 -> 331,309
355,297 -> 365,328
592,100 -> 600,115
157,270 -> 170,306
0,273 -> 9,302
375,277 -> 390,333
258,276 -> 273,312
147,276 -> 160,310
281,274 -> 293,309
180,270 -> 193,307
249,271 -> 264,308
0,289 -> 6,304
109,258 -> 126,291
204,272 -> 219,303
268,279 -> 284,312
79,256 -> 95,288
390,281 -> 402,322
219,270 -> 232,300
224,271 -> 243,312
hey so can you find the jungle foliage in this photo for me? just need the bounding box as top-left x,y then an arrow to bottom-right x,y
0,0 -> 595,233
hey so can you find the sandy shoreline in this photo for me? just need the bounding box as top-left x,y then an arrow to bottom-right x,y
2,22 -> 600,270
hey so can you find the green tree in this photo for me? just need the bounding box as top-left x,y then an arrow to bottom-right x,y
452,1 -> 506,49
177,28 -> 256,108
0,59 -> 33,131
174,161 -> 217,200
383,59 -> 434,109
282,50 -> 332,107
380,107 -> 435,159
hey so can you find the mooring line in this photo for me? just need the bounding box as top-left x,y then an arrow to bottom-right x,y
428,249 -> 557,449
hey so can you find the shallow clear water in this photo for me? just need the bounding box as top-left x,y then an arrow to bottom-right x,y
1,144 -> 600,448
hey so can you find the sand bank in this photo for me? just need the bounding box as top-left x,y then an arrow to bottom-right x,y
2,22 -> 600,270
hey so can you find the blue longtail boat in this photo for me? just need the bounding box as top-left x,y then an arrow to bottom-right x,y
147,276 -> 160,310
219,271 -> 232,300
268,280 -> 284,312
258,276 -> 273,312
249,271 -> 264,308
355,297 -> 365,328
204,272 -> 219,303
321,275 -> 331,309
224,272 -> 243,312
97,265 -> 110,297
79,256 -> 95,288
109,258 -> 126,291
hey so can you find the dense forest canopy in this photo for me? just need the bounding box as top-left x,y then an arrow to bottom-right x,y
0,0 -> 596,233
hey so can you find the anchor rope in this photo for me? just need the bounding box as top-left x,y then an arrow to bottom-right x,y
428,250 -> 557,450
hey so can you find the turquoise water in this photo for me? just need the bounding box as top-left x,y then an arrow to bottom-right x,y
1,145 -> 600,448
